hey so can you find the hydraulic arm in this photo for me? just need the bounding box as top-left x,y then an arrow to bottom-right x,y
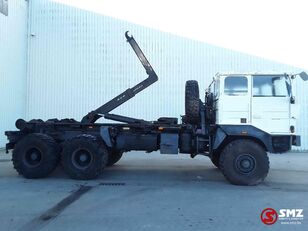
81,31 -> 158,123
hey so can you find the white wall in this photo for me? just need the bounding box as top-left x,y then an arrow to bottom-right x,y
1,0 -> 308,151
27,0 -> 308,150
0,0 -> 28,147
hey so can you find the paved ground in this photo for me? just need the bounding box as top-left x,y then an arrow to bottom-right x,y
0,149 -> 307,231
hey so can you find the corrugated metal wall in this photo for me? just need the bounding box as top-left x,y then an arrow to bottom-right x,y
0,0 -> 294,151
0,0 -> 28,147
26,0 -> 308,150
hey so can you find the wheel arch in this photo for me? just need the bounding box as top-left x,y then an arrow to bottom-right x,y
212,125 -> 273,155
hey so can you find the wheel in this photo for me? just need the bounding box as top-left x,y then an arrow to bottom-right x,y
185,80 -> 200,124
219,140 -> 269,185
107,150 -> 123,167
210,151 -> 220,168
61,135 -> 109,180
12,133 -> 60,178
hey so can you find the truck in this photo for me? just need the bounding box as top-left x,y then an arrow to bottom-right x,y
4,32 -> 308,185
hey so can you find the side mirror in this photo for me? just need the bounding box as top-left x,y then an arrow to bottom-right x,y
299,72 -> 308,81
290,96 -> 295,104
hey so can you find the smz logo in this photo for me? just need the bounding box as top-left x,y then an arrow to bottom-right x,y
261,208 -> 304,225
261,208 -> 278,225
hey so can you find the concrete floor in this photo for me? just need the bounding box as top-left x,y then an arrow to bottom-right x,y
0,149 -> 307,231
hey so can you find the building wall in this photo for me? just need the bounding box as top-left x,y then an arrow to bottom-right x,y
0,0 -> 28,147
1,0 -> 308,151
26,0 -> 308,150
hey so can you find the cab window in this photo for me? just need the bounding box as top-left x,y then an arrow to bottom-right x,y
224,76 -> 248,95
253,76 -> 289,97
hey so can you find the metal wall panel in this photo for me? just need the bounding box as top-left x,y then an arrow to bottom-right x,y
27,0 -> 308,150
0,0 -> 9,16
0,0 -> 28,147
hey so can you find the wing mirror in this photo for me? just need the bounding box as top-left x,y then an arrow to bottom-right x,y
288,71 -> 307,104
291,71 -> 308,81
299,71 -> 308,81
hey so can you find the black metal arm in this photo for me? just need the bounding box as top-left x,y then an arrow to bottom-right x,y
81,31 -> 158,124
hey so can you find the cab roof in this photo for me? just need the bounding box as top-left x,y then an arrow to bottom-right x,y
214,72 -> 288,80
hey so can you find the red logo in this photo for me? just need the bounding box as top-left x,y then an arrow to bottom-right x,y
261,208 -> 278,225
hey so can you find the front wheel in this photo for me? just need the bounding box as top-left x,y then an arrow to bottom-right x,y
219,140 -> 269,185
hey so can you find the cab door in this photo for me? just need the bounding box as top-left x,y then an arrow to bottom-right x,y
218,75 -> 251,125
251,75 -> 290,134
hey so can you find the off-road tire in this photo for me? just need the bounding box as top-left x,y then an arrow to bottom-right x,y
12,133 -> 60,178
107,151 -> 123,167
185,80 -> 200,124
61,135 -> 109,180
219,140 -> 269,185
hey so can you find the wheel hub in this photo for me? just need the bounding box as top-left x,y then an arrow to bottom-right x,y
31,152 -> 38,160
235,154 -> 256,174
79,154 -> 87,162
72,149 -> 93,169
24,148 -> 42,167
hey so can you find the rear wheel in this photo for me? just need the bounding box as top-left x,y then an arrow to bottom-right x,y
61,135 -> 109,180
12,133 -> 60,178
185,80 -> 200,124
107,151 -> 123,167
219,140 -> 269,185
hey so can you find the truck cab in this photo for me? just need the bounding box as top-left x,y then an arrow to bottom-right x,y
214,73 -> 294,132
210,73 -> 300,153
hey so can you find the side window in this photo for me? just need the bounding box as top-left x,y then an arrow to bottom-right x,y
253,76 -> 289,97
224,76 -> 248,95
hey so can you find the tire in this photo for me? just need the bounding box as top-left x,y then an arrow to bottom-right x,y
210,151 -> 220,168
12,133 -> 60,179
185,80 -> 200,124
61,135 -> 109,180
107,151 -> 123,167
219,140 -> 269,186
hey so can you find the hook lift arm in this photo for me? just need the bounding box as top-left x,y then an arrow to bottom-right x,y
81,31 -> 158,124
